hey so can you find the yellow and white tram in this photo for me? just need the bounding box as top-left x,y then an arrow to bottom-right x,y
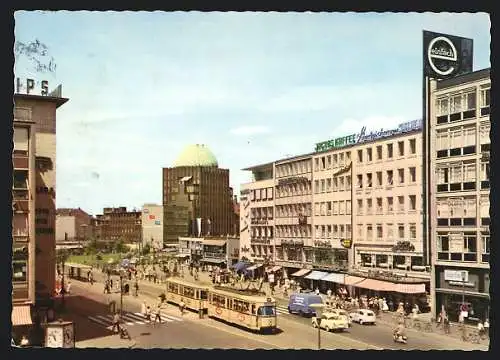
165,277 -> 209,313
207,286 -> 277,333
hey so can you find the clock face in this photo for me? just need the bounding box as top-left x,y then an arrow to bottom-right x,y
63,325 -> 74,348
46,327 -> 63,348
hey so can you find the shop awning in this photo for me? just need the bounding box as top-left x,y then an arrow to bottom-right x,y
395,283 -> 427,294
202,258 -> 226,264
291,269 -> 311,277
304,271 -> 329,280
202,239 -> 226,247
231,261 -> 251,271
175,254 -> 190,258
355,278 -> 395,292
11,305 -> 32,326
266,265 -> 282,272
344,275 -> 366,286
322,272 -> 346,284
246,264 -> 263,271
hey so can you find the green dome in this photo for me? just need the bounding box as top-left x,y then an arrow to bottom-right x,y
173,144 -> 219,167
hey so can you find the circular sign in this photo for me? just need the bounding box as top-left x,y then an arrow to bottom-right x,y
460,304 -> 468,312
215,307 -> 222,315
427,36 -> 458,77
238,314 -> 245,322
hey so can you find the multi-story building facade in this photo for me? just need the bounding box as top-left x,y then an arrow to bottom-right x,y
428,68 -> 490,322
12,90 -> 68,331
164,181 -> 192,244
239,162 -> 275,264
162,144 -> 237,241
93,207 -> 142,244
141,204 -> 163,250
55,208 -> 92,243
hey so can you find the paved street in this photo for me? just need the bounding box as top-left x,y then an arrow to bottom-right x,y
63,269 -> 488,350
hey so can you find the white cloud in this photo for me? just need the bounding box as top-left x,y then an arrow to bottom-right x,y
229,125 -> 271,136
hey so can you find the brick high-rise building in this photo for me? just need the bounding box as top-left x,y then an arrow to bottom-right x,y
93,207 -> 142,244
162,144 -> 237,243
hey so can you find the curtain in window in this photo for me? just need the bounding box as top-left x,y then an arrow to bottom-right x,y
437,98 -> 449,116
480,195 -> 490,218
463,162 -> 476,182
480,123 -> 490,144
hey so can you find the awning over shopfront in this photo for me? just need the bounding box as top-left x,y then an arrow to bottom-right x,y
355,278 -> 395,292
291,268 -> 311,277
305,271 -> 329,280
266,265 -> 282,272
246,264 -> 263,271
322,272 -> 346,284
344,275 -> 366,286
395,283 -> 426,294
202,239 -> 227,247
11,305 -> 32,326
175,254 -> 190,258
202,258 -> 226,264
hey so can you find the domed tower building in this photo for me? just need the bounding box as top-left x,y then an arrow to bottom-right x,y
162,144 -> 235,244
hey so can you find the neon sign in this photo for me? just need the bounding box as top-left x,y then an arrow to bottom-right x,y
315,119 -> 422,152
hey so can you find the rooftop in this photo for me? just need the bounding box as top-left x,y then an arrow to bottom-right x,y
173,144 -> 218,167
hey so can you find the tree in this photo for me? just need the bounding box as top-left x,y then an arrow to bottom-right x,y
15,39 -> 57,74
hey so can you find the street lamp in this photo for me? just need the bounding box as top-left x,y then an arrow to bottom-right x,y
310,303 -> 326,350
119,269 -> 125,317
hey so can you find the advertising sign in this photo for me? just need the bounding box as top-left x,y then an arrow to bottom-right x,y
444,269 -> 468,282
340,238 -> 352,249
423,31 -> 473,79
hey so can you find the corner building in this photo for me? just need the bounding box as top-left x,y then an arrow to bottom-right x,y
428,68 -> 490,322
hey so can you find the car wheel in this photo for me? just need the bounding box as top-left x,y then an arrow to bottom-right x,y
359,319 -> 364,325
287,307 -> 292,314
299,310 -> 304,317
312,321 -> 318,328
324,326 -> 330,332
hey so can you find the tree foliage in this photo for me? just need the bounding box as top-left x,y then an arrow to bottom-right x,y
15,39 -> 56,74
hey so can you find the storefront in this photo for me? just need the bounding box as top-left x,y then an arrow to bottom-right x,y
11,305 -> 33,344
434,266 -> 490,323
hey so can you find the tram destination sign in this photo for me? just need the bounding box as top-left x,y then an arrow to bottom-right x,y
315,119 -> 422,152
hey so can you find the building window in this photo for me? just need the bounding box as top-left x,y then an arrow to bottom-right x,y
346,151 -> 351,162
346,175 -> 351,190
387,223 -> 394,239
367,198 -> 373,215
357,225 -> 363,239
376,145 -> 382,160
339,201 -> 345,215
357,150 -> 363,163
376,198 -> 383,214
437,233 -> 449,252
409,223 -> 416,240
12,245 -> 28,283
436,130 -> 449,151
387,143 -> 393,158
321,179 -> 326,193
387,197 -> 394,213
346,200 -> 351,215
398,224 -> 405,240
409,167 -> 416,183
480,86 -> 490,115
464,233 -> 477,260
314,180 -> 319,194
339,177 -> 345,191
366,173 -> 372,188
333,201 -> 339,215
437,97 -> 449,116
376,224 -> 383,239
398,168 -> 405,184
409,138 -> 416,154
357,174 -> 363,189
450,93 -> 463,114
366,224 -> 373,240
398,196 -> 404,212
367,148 -> 372,162
326,155 -> 332,169
386,170 -> 393,185
398,141 -> 404,156
326,178 -> 332,192
333,154 -> 338,167
333,177 -> 338,191
339,152 -> 345,166
480,195 -> 489,219
409,195 -> 416,211
482,233 -> 490,263
314,158 -> 319,171
357,199 -> 363,215
376,171 -> 382,187
480,122 -> 491,145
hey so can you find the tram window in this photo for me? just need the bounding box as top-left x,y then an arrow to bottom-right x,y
257,306 -> 276,316
212,294 -> 226,307
168,283 -> 179,294
233,300 -> 250,313
200,290 -> 208,300
251,304 -> 256,314
183,287 -> 195,298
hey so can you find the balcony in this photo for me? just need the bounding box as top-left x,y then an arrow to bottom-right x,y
251,238 -> 272,245
13,199 -> 30,213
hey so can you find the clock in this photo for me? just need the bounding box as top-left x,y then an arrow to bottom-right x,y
63,324 -> 74,348
46,326 -> 63,348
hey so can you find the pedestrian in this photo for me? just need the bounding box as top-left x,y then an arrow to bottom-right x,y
484,319 -> 489,337
382,298 -> 389,312
112,312 -> 121,333
134,281 -> 139,296
315,288 -> 320,296
179,298 -> 185,315
66,281 -> 72,294
154,303 -> 162,324
477,320 -> 485,338
110,278 -> 113,289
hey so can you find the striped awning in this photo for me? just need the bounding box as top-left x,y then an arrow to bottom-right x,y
11,305 -> 32,326
395,283 -> 426,294
355,278 -> 395,292
322,272 -> 346,284
266,265 -> 282,272
344,275 -> 366,286
291,268 -> 311,277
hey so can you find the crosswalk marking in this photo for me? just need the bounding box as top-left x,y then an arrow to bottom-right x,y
276,306 -> 288,315
88,311 -> 183,329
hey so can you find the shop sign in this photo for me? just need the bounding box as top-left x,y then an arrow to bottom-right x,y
444,269 -> 468,282
314,120 -> 422,152
340,238 -> 352,249
15,77 -> 49,96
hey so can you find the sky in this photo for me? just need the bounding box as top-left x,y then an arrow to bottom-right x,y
14,12 -> 491,216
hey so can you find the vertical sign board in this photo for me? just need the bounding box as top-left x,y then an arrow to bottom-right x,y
422,31 -> 473,266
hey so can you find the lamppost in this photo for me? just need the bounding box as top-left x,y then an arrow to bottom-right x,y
56,249 -> 69,310
119,269 -> 125,317
310,303 -> 326,350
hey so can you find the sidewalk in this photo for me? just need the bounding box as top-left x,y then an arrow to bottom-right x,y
76,335 -> 136,349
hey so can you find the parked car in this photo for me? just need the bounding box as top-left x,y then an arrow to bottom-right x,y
288,293 -> 324,317
327,308 -> 351,326
349,309 -> 377,325
312,312 -> 349,332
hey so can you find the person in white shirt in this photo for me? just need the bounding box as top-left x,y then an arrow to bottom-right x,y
477,320 -> 485,337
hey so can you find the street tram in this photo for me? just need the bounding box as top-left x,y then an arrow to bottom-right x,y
207,286 -> 277,333
165,277 -> 209,313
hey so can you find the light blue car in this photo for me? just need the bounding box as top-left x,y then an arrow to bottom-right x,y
287,293 -> 324,317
